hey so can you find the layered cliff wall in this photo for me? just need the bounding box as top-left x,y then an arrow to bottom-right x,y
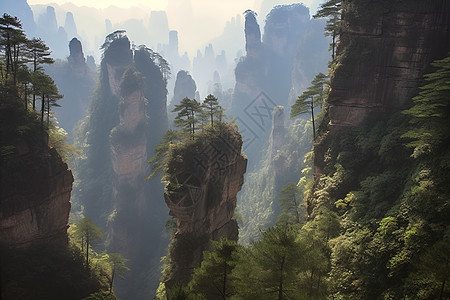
0,136 -> 73,248
163,124 -> 247,287
327,0 -> 450,128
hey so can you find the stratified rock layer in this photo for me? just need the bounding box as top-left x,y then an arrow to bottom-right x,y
164,125 -> 247,286
0,137 -> 73,248
328,0 -> 450,128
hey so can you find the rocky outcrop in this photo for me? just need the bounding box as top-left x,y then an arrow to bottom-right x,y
68,38 -> 86,76
46,38 -> 96,134
327,0 -> 450,128
169,70 -> 197,118
76,33 -> 169,299
244,10 -> 261,58
109,70 -> 149,255
0,137 -> 73,248
164,125 -> 247,286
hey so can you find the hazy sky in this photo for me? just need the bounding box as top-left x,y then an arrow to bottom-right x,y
28,0 -> 323,13
26,0 -> 323,58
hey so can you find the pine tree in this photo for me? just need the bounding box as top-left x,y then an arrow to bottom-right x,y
277,182 -> 302,225
189,238 -> 239,299
107,253 -> 130,294
146,129 -> 181,179
27,38 -> 54,110
233,224 -> 305,300
172,97 -> 202,138
202,94 -> 223,127
313,0 -> 342,61
0,14 -> 24,85
291,73 -> 329,141
402,54 -> 450,157
75,218 -> 104,270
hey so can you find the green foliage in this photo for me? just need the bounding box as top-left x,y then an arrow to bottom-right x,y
119,66 -> 144,97
188,238 -> 240,299
313,0 -> 342,60
291,73 -> 329,140
277,182 -> 303,225
73,218 -> 104,268
238,118 -> 312,243
148,99 -> 231,183
202,94 -> 224,127
106,253 -> 130,293
48,123 -> 80,160
232,224 -> 305,300
0,244 -> 106,299
172,97 -> 202,136
146,129 -> 182,179
301,54 -> 450,299
402,54 -> 450,157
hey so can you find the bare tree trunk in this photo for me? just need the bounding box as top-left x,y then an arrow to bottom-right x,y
222,261 -> 227,300
311,97 -> 316,141
110,268 -> 115,293
41,93 -> 45,127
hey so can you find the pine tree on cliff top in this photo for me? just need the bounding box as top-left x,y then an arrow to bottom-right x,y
172,97 -> 201,138
202,94 -> 223,127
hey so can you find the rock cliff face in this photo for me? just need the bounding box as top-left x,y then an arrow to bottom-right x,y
168,70 -> 197,122
244,11 -> 261,58
74,32 -> 170,299
327,0 -> 450,128
0,136 -> 73,248
109,71 -> 149,256
68,38 -> 86,76
164,125 -> 247,286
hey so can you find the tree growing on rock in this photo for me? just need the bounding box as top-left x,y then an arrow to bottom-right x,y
314,0 -> 342,62
189,238 -> 240,299
291,73 -> 329,141
202,94 -> 223,127
74,217 -> 104,270
172,97 -> 201,138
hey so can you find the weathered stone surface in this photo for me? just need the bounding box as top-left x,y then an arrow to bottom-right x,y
314,0 -> 450,177
99,38 -> 170,298
68,38 -> 86,76
0,139 -> 73,248
328,0 -> 450,128
164,125 -> 247,286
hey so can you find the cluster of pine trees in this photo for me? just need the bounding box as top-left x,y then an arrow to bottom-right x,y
148,94 -> 226,179
0,14 -> 63,127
